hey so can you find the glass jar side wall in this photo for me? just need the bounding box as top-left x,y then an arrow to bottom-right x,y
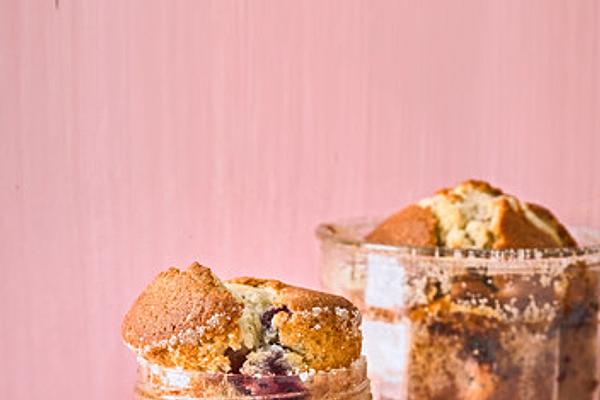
318,221 -> 600,400
134,356 -> 372,400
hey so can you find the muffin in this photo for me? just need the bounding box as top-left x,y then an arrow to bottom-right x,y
122,262 -> 369,399
366,180 -> 576,250
362,180 -> 597,400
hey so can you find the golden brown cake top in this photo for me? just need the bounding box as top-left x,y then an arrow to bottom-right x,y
228,276 -> 360,313
227,277 -> 362,372
366,179 -> 577,249
121,263 -> 362,374
121,262 -> 243,352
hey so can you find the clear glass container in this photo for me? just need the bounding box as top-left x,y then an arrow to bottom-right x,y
134,356 -> 371,399
317,218 -> 600,400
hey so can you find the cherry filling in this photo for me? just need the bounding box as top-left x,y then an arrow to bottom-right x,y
228,348 -> 305,399
262,347 -> 291,375
462,333 -> 499,365
226,306 -> 305,398
225,348 -> 251,374
562,301 -> 599,329
261,306 -> 291,331
428,321 -> 501,366
228,374 -> 306,399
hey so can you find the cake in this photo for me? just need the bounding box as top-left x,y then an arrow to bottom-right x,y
366,180 -> 576,249
362,180 -> 598,400
122,262 -> 369,399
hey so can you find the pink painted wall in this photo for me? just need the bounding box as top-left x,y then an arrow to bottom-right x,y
1,1 -> 600,398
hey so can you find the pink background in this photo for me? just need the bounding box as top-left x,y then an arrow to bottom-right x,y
2,1 -> 600,398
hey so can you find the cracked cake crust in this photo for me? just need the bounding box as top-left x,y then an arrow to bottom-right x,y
366,179 -> 577,249
121,262 -> 244,371
228,277 -> 363,372
122,263 -> 363,375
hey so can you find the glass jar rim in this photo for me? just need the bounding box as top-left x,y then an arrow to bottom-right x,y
137,356 -> 367,381
135,356 -> 370,399
316,217 -> 600,264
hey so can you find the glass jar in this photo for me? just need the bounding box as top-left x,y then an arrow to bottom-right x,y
134,356 -> 372,399
317,218 -> 600,400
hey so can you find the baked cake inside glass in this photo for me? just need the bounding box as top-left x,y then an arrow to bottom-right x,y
122,263 -> 371,399
318,180 -> 599,400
